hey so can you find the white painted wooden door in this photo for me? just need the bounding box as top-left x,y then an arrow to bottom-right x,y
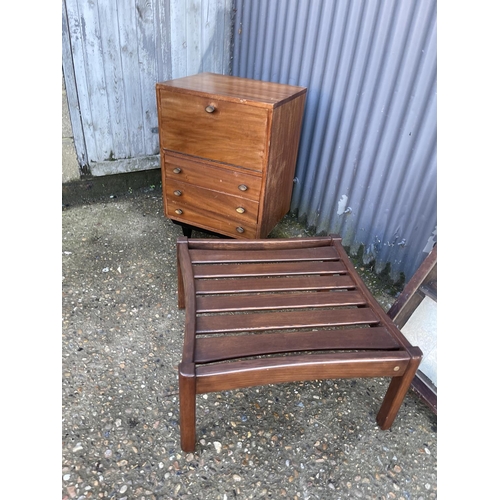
62,0 -> 233,176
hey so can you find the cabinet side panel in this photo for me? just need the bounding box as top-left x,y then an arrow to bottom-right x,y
260,93 -> 307,237
157,85 -> 169,219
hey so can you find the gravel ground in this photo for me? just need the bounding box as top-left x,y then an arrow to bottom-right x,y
62,188 -> 437,500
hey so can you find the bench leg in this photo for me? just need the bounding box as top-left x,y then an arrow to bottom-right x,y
178,363 -> 196,452
376,347 -> 422,430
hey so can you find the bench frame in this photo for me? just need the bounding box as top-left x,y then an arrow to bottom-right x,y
176,235 -> 422,452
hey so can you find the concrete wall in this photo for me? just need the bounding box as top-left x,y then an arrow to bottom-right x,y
62,73 -> 81,183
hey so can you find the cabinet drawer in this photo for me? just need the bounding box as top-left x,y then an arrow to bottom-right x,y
163,152 -> 262,202
158,90 -> 268,171
165,180 -> 259,225
166,204 -> 257,239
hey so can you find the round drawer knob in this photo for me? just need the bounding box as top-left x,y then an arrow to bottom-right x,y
236,226 -> 245,234
175,209 -> 183,215
236,207 -> 246,214
205,105 -> 216,113
172,167 -> 182,174
238,184 -> 248,192
174,190 -> 182,196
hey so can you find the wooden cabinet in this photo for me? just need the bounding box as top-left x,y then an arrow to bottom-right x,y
156,73 -> 307,238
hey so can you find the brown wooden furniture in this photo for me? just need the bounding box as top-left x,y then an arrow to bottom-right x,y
387,245 -> 437,413
176,235 -> 422,452
156,73 -> 307,239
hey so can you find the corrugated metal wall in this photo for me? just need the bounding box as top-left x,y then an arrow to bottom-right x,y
233,0 -> 437,282
62,0 -> 234,176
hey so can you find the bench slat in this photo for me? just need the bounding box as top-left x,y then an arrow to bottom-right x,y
189,246 -> 339,264
193,260 -> 347,278
196,290 -> 366,313
195,274 -> 355,295
196,307 -> 379,334
194,327 -> 400,363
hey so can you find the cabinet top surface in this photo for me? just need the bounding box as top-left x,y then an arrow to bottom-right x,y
156,73 -> 307,108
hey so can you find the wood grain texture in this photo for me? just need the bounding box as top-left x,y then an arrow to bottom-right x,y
169,3 -> 232,79
194,327 -> 400,363
192,260 -> 347,278
195,352 -> 410,394
260,92 -> 307,237
165,180 -> 259,224
189,245 -> 340,263
176,235 -> 422,451
332,239 -> 415,351
386,245 -> 437,414
166,205 -> 258,239
195,290 -> 363,313
156,72 -> 307,238
64,0 -> 233,179
196,308 -> 379,334
177,239 -> 197,362
159,89 -> 269,171
387,245 -> 437,328
163,152 -> 262,201
376,347 -> 422,429
186,236 -> 339,251
158,72 -> 307,107
194,274 -> 355,294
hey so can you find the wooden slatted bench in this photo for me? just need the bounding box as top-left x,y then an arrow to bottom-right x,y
176,235 -> 422,452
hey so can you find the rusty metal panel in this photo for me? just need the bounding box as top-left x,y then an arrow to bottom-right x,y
233,0 -> 437,282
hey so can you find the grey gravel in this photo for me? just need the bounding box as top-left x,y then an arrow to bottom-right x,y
62,189 -> 437,500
